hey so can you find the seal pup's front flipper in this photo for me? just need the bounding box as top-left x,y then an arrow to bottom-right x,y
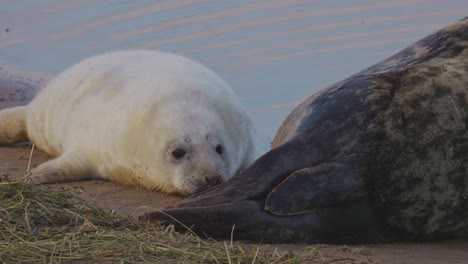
265,163 -> 365,215
28,151 -> 94,184
0,106 -> 28,145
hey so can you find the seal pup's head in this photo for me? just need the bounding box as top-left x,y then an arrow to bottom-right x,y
164,132 -> 228,195
143,103 -> 235,196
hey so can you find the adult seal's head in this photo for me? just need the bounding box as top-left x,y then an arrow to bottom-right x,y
142,18 -> 468,243
0,51 -> 258,195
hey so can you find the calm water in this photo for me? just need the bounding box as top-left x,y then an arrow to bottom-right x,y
1,0 -> 466,152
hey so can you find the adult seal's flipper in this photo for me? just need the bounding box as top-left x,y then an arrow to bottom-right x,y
265,163 -> 365,216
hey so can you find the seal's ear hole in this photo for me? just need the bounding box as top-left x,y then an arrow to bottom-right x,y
171,149 -> 186,160
216,144 -> 224,155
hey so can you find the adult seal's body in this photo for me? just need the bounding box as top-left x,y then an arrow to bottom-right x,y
142,19 -> 468,242
0,51 -> 257,195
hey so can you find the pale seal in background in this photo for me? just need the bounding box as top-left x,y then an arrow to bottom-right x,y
0,50 -> 257,195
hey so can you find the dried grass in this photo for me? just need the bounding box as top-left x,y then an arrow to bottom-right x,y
0,181 -> 371,263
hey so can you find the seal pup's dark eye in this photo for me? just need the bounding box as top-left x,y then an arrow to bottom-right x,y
216,144 -> 224,155
172,149 -> 186,160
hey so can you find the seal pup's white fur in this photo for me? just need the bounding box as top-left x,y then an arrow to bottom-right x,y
0,51 -> 257,195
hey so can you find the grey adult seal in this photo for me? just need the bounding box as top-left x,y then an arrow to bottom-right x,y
142,18 -> 468,243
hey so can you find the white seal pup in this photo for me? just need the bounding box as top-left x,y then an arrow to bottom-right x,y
0,50 -> 257,195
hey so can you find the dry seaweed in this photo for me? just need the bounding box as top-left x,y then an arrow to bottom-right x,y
0,181 -> 374,263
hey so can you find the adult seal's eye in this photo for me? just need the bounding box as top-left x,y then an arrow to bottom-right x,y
172,149 -> 186,160
216,144 -> 224,155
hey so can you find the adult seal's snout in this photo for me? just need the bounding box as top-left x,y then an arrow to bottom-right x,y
205,175 -> 223,188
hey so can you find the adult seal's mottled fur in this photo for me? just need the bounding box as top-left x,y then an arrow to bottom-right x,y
0,51 -> 257,195
142,19 -> 468,243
